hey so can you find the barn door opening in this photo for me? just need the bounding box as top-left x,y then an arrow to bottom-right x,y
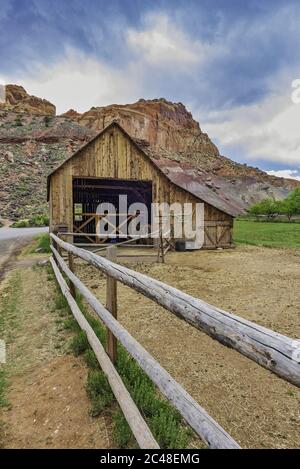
72,178 -> 152,244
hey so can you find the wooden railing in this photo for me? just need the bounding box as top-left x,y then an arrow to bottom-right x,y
51,233 -> 300,388
50,232 -> 300,449
50,257 -> 158,449
50,233 -> 240,449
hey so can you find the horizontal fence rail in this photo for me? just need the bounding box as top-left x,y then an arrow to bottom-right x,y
51,244 -> 240,449
50,257 -> 159,449
51,233 -> 300,388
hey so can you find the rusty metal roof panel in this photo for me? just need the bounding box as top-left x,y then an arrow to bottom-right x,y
134,140 -> 247,217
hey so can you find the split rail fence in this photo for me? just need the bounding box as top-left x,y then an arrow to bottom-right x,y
50,233 -> 300,450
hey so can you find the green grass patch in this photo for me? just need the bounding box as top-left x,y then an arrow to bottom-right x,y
115,346 -> 192,448
70,331 -> 89,356
83,349 -> 99,369
234,220 -> 300,248
28,233 -> 51,254
113,410 -> 133,448
86,370 -> 114,417
63,317 -> 80,332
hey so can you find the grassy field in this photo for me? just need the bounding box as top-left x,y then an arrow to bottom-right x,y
234,220 -> 300,248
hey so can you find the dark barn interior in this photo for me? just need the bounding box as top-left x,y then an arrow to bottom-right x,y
72,177 -> 153,243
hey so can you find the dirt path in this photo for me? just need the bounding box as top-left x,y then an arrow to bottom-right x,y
76,245 -> 300,449
0,262 -> 114,448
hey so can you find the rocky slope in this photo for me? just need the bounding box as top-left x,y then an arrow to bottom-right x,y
0,85 -> 299,220
0,85 -> 56,116
70,98 -> 300,204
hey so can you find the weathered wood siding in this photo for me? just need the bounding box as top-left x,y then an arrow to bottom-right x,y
49,126 -> 233,247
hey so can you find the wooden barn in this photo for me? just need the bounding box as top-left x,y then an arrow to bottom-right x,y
47,121 -> 244,249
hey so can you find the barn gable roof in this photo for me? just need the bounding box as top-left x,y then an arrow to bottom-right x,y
47,121 -> 246,217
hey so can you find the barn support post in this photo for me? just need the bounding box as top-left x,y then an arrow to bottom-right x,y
157,211 -> 165,263
68,252 -> 76,298
106,246 -> 118,364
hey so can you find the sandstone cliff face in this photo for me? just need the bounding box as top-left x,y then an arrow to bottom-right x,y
0,85 -> 56,116
0,87 -> 299,221
60,109 -> 82,118
75,98 -> 299,205
78,98 -> 220,157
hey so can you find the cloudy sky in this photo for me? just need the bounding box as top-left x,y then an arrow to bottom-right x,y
0,0 -> 300,180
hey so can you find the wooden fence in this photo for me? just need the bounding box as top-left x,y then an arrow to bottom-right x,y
50,257 -> 158,449
50,233 -> 240,449
50,232 -> 300,448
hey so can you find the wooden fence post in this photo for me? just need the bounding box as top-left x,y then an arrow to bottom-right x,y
68,252 -> 76,298
106,246 -> 118,364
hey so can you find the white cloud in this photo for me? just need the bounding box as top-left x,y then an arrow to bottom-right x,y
2,12 -> 219,114
202,76 -> 300,166
127,12 -> 214,68
267,169 -> 300,181
3,48 -> 142,114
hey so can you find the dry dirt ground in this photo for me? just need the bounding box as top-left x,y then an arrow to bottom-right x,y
75,244 -> 300,449
0,262 -> 114,449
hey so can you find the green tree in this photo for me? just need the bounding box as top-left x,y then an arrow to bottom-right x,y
287,188 -> 300,214
249,198 -> 279,219
249,202 -> 263,219
278,198 -> 295,221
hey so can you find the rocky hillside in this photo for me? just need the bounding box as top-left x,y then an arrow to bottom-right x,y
0,84 -> 56,116
0,85 -> 299,221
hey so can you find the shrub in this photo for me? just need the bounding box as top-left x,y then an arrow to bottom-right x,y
44,116 -> 52,127
12,215 -> 49,228
30,214 -> 49,227
113,410 -> 134,448
54,294 -> 69,313
12,219 -> 30,228
86,370 -> 111,399
64,317 -> 80,332
83,349 -> 99,369
86,370 -> 113,416
70,331 -> 89,356
115,346 -> 192,448
14,116 -> 23,127
35,233 -> 51,253
150,409 -> 191,449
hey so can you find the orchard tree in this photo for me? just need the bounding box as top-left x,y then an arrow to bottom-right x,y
278,199 -> 295,220
248,198 -> 280,219
287,188 -> 300,214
